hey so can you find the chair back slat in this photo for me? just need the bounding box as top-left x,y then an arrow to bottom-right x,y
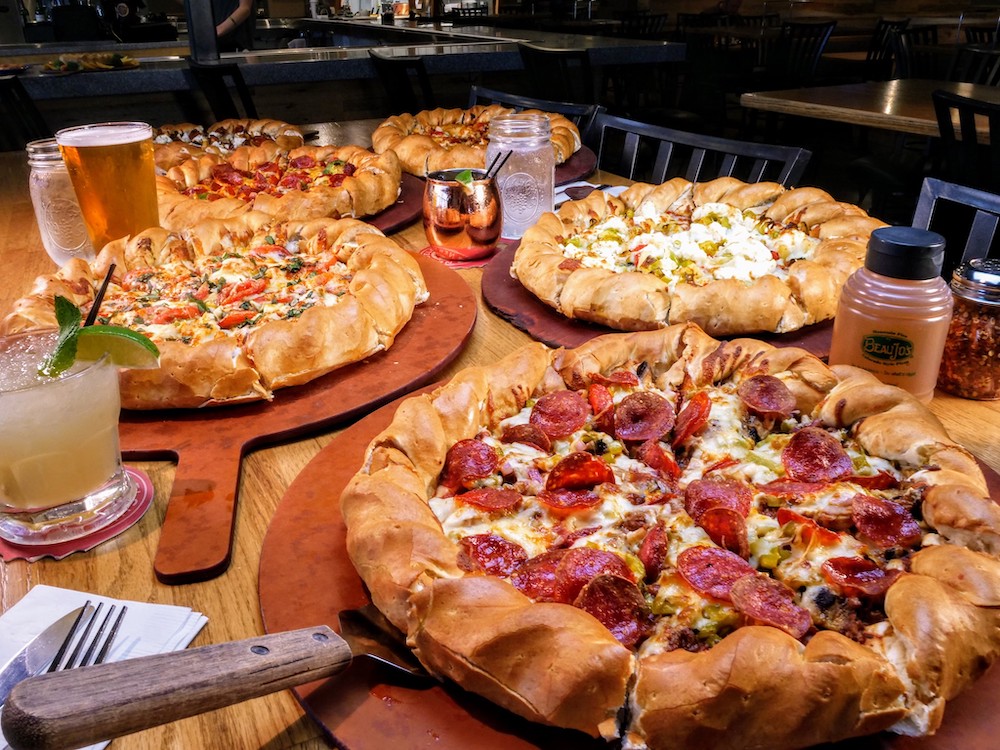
911,177 -> 1000,276
467,86 -> 604,141
932,89 -> 1000,196
517,43 -> 596,105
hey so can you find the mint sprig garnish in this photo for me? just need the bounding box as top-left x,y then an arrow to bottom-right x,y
455,169 -> 475,186
38,295 -> 82,378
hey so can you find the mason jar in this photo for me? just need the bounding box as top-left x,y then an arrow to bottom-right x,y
936,258 -> 1000,400
26,138 -> 94,267
486,113 -> 555,240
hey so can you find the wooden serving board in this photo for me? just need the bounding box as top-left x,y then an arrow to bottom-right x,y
481,244 -> 835,359
258,393 -> 1000,750
556,146 -> 598,186
126,254 -> 477,585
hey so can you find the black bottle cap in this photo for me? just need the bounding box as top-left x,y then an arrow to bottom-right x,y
865,226 -> 946,280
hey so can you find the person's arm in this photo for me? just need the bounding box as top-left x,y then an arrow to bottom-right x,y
216,0 -> 254,37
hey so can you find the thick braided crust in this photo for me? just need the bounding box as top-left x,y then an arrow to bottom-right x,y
340,322 -> 1000,749
157,145 -> 402,231
152,119 -> 305,170
370,105 -> 581,177
1,216 -> 426,409
512,177 -> 882,336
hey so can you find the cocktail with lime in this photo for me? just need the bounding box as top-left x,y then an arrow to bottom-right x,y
0,298 -> 159,545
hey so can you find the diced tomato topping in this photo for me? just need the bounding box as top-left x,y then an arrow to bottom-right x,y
149,305 -> 200,325
218,278 -> 267,305
672,391 -> 711,448
588,383 -> 613,415
217,310 -> 256,329
777,507 -> 841,547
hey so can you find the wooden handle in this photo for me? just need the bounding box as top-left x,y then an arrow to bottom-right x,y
1,626 -> 352,750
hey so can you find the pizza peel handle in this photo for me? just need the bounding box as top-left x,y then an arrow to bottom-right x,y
0,627 -> 353,750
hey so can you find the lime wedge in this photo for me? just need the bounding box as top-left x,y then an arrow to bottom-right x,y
76,325 -> 160,369
455,169 -> 474,186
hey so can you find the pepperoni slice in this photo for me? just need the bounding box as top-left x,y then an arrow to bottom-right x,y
634,440 -> 681,480
729,575 -> 812,639
591,370 -> 641,388
737,375 -> 797,420
614,392 -> 676,442
588,383 -> 613,416
851,494 -> 922,549
538,488 -> 603,513
457,534 -> 528,577
440,438 -> 499,492
546,451 -> 615,491
776,507 -> 842,547
821,556 -> 902,599
574,574 -> 651,648
699,507 -> 750,558
529,391 -> 590,439
781,426 -> 853,483
456,487 -> 523,513
848,471 -> 900,490
551,525 -> 600,549
558,258 -> 583,271
499,423 -> 551,452
510,549 -> 564,601
671,391 -> 711,448
638,523 -> 668,582
676,546 -> 755,601
511,547 -> 633,603
684,476 -> 753,521
759,478 -> 826,498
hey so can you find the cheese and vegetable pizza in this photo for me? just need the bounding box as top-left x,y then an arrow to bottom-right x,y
156,145 -> 403,231
371,105 -> 581,177
152,118 -> 305,170
340,323 -> 1000,750
512,177 -> 888,336
2,214 -> 426,409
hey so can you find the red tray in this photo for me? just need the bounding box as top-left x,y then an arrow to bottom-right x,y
368,173 -> 423,234
556,146 -> 597,185
258,392 -> 1000,750
481,244 -> 835,359
124,254 -> 476,585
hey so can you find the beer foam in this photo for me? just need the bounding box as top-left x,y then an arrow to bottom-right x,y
56,122 -> 152,148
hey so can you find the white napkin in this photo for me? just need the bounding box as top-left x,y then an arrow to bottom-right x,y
0,585 -> 208,749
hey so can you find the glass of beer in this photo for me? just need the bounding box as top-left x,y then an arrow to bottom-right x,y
0,331 -> 137,545
423,168 -> 502,262
55,122 -> 160,252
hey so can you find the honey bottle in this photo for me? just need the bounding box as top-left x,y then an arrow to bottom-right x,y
828,226 -> 953,403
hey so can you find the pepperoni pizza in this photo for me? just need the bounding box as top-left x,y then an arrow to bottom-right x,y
340,323 -> 1000,750
512,177 -> 887,336
371,105 -> 582,177
156,145 -> 403,232
152,118 -> 305,170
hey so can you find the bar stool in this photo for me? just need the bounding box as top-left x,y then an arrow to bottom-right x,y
0,75 -> 51,152
368,49 -> 437,116
188,62 -> 259,123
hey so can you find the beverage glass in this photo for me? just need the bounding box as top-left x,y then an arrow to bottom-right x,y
485,113 -> 555,240
26,138 -> 95,267
55,121 -> 160,253
423,168 -> 502,261
0,331 -> 136,545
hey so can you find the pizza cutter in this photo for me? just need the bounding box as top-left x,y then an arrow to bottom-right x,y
0,605 -> 428,750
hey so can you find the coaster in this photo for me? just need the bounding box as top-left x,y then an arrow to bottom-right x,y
418,239 -> 515,269
0,467 -> 154,563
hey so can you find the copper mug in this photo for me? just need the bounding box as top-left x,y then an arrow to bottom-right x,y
422,169 -> 502,261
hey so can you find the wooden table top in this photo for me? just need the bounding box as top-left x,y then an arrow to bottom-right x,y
1,130 -> 999,749
740,78 -> 1000,138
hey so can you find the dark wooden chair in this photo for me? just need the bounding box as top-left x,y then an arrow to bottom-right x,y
188,62 -> 259,123
368,49 -> 437,116
763,21 -> 838,89
517,43 -> 597,105
863,17 -> 910,81
891,26 -> 946,79
467,85 -> 604,141
584,111 -> 812,186
911,177 -> 1000,278
932,89 -> 1000,195
965,26 -> 998,49
0,75 -> 51,152
947,45 -> 1000,86
614,12 -> 670,40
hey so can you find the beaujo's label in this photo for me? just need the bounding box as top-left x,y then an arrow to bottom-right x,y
861,333 -> 914,364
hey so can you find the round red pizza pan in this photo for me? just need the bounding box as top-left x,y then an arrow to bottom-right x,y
258,392 -> 1000,750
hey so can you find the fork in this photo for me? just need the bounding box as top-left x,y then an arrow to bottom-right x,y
47,601 -> 127,673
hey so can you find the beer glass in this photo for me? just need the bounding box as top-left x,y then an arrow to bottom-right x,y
0,331 -> 136,545
55,122 -> 160,252
423,168 -> 502,262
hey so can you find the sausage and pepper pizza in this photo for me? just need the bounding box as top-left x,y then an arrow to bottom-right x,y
152,118 -> 305,170
156,145 -> 403,232
2,214 -> 426,409
371,105 -> 581,177
340,323 -> 1000,750
512,177 -> 887,336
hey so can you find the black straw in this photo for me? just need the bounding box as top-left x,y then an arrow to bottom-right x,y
486,150 -> 513,179
84,263 -> 116,327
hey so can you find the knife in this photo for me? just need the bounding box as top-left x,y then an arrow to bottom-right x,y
0,606 -> 88,709
1,611 -> 429,750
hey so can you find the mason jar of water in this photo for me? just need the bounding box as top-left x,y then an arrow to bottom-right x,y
486,113 -> 555,240
26,138 -> 94,266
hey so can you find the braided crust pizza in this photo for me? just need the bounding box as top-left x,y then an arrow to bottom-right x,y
371,105 -> 581,177
340,323 -> 1000,749
152,118 -> 305,170
2,214 -> 426,409
512,177 -> 888,336
156,145 -> 403,232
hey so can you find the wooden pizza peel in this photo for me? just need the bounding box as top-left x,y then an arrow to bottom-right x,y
126,254 -> 476,585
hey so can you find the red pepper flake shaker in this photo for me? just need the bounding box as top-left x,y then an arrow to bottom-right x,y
937,258 -> 1000,400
